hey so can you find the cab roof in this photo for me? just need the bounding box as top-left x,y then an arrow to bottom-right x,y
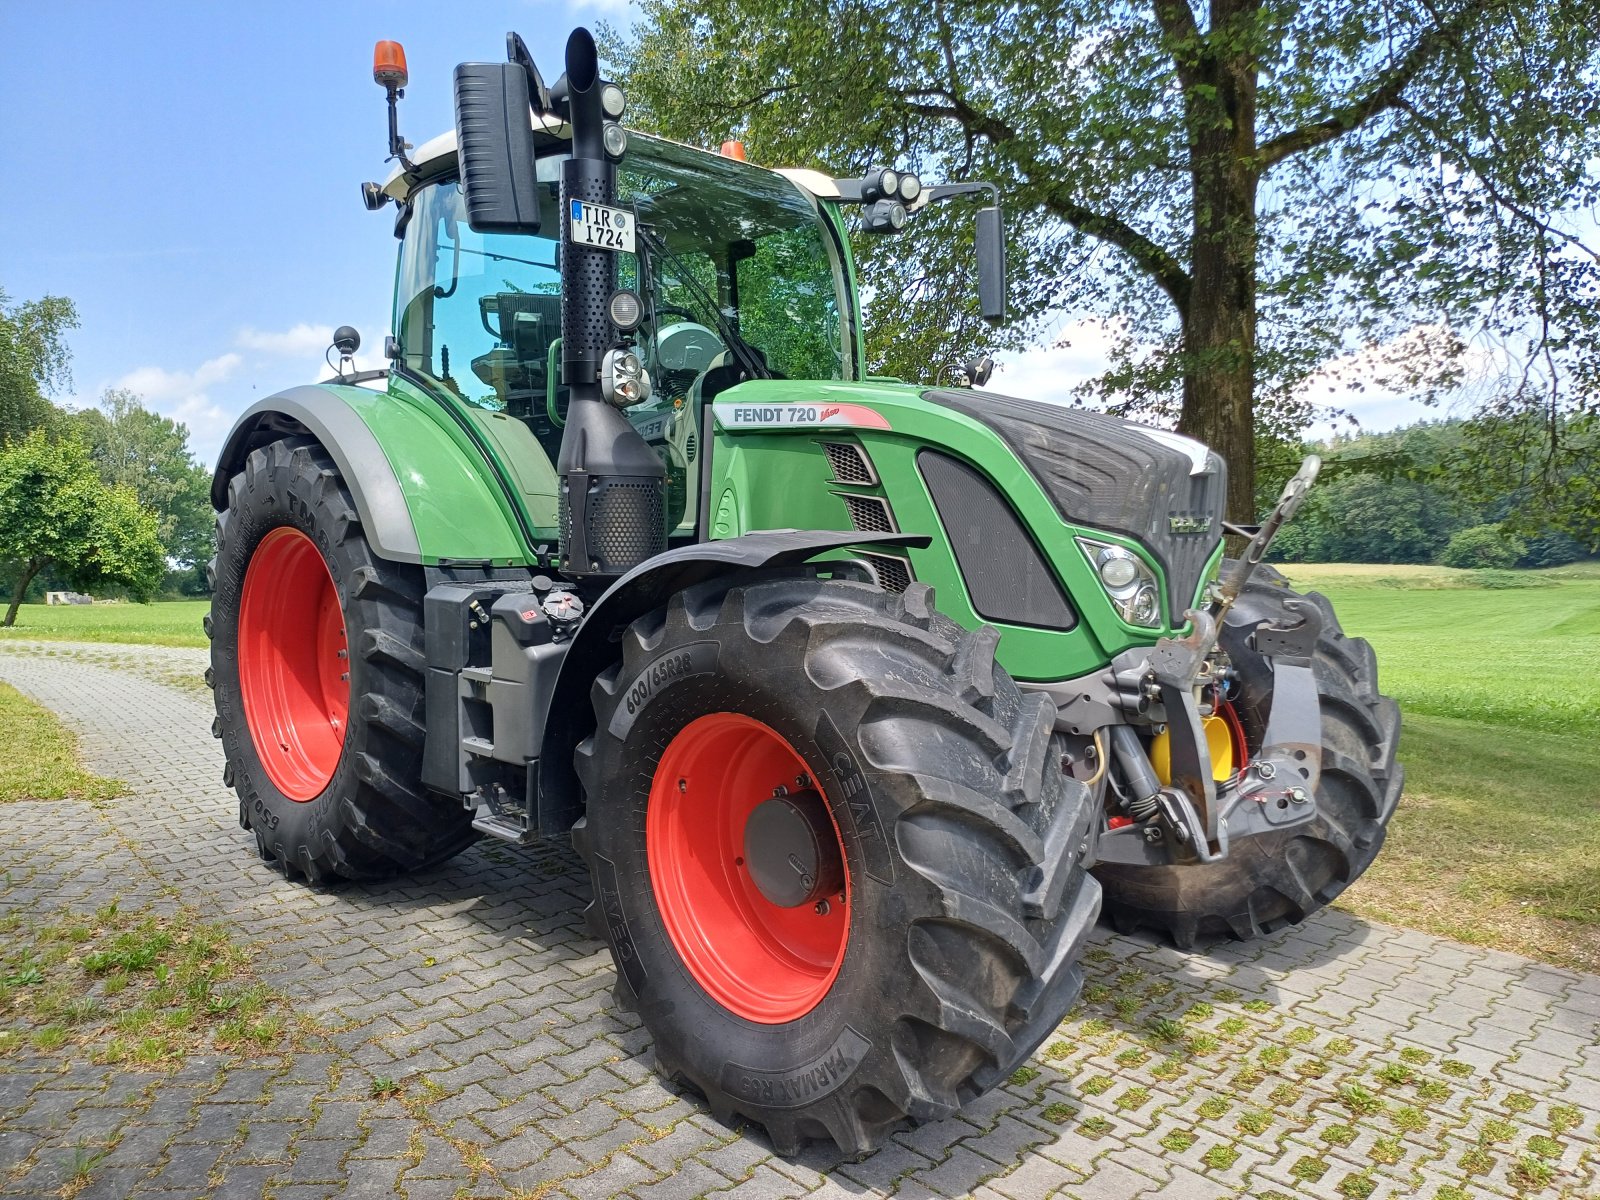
380,120 -> 840,205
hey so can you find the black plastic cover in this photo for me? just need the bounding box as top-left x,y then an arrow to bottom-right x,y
925,389 -> 1225,616
918,450 -> 1076,630
452,62 -> 542,235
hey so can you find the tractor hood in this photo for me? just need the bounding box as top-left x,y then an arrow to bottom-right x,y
922,388 -> 1226,619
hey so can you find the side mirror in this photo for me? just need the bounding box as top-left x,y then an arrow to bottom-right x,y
976,205 -> 1006,325
452,62 -> 541,234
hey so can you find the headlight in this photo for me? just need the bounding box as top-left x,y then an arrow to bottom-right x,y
602,122 -> 628,160
601,347 -> 652,407
1076,537 -> 1163,628
898,172 -> 922,202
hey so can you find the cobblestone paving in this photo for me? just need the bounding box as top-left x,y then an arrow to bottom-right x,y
1,641 -> 1596,1200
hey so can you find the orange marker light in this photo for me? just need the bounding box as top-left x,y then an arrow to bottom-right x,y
719,140 -> 747,161
373,40 -> 409,89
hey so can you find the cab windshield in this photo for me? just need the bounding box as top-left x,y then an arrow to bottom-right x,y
393,133 -> 852,446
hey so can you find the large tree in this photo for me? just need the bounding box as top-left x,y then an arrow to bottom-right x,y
605,0 -> 1600,522
77,388 -> 214,571
0,429 -> 165,627
0,289 -> 78,448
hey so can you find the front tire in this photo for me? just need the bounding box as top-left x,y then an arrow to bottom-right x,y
573,575 -> 1100,1156
1093,564 -> 1403,947
208,437 -> 476,882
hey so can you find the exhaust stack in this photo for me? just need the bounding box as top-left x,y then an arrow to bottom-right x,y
552,30 -> 666,581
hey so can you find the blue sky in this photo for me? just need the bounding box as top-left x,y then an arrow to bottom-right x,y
0,2 -> 630,464
2,1 -> 1439,468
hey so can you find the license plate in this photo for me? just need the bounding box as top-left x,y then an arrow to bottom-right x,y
569,200 -> 635,253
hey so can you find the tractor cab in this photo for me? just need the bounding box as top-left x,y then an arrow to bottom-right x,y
388,130 -> 855,537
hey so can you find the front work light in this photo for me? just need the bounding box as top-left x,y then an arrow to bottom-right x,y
862,166 -> 900,202
608,290 -> 643,332
602,122 -> 628,160
1077,537 -> 1163,627
864,199 -> 908,234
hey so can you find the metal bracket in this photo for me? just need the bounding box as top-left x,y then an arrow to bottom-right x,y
1253,596 -> 1323,663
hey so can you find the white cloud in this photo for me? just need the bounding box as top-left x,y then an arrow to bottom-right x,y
107,352 -> 244,467
990,317 -> 1133,409
235,323 -> 336,357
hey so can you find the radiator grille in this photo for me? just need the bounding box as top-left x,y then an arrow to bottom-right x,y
860,553 -> 913,593
821,441 -> 876,485
838,493 -> 896,533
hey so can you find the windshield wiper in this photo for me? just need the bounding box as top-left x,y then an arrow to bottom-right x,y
636,225 -> 771,381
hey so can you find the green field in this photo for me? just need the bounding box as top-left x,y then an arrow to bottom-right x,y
0,600 -> 210,647
1281,562 -> 1600,971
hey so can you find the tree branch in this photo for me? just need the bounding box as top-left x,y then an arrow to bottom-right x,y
1152,0 -> 1202,90
1258,1 -> 1489,167
903,98 -> 1193,313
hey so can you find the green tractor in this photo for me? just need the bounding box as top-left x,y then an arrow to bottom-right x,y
207,29 -> 1401,1155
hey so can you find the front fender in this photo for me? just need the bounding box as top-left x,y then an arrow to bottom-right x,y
535,529 -> 929,832
211,384 -> 531,567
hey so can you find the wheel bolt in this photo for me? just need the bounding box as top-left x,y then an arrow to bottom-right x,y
814,899 -> 830,916
677,778 -> 687,794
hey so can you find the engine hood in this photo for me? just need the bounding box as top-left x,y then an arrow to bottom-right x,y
922,388 -> 1227,617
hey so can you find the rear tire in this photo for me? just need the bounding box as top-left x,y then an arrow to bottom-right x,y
1093,563 -> 1402,947
573,575 -> 1100,1156
208,437 -> 476,882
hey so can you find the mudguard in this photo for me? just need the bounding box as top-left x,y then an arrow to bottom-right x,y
211,384 -> 530,566
535,529 -> 930,831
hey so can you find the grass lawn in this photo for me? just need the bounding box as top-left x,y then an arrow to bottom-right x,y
1281,562 -> 1600,972
0,683 -> 121,804
0,600 -> 209,648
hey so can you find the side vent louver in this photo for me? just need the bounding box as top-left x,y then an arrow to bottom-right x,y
838,493 -> 897,533
859,552 -> 913,593
821,441 -> 877,485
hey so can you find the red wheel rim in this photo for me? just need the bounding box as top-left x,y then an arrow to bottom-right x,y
238,527 -> 349,801
647,713 -> 850,1024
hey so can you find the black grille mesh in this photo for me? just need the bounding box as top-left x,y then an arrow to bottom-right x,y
839,493 -> 896,533
918,450 -> 1077,630
860,553 -> 912,593
821,441 -> 876,485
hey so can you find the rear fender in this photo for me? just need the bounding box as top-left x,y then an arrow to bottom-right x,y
211,385 -> 531,566
535,529 -> 929,832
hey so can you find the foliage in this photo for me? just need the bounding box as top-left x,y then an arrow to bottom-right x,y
0,429 -> 166,626
1439,523 -> 1525,569
1265,418 -> 1595,563
0,288 -> 78,447
76,388 -> 213,569
605,0 -> 1600,519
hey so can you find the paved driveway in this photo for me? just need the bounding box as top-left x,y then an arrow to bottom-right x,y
0,642 -> 1596,1199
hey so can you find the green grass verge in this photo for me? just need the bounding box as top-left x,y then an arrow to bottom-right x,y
1281,563 -> 1600,971
0,683 -> 121,804
0,601 -> 210,648
0,901 -> 308,1066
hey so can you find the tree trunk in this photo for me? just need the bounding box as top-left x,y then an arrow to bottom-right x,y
1174,1 -> 1262,526
3,559 -> 45,627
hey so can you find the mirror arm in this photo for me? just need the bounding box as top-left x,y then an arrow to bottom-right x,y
506,32 -> 555,115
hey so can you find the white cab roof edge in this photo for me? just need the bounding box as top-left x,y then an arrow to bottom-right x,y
381,122 -> 836,204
